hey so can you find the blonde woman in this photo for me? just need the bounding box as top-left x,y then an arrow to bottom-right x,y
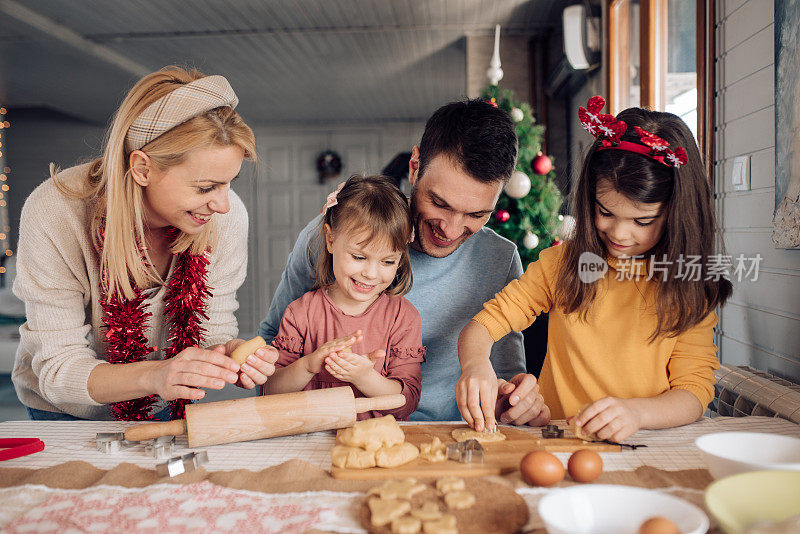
12,66 -> 278,421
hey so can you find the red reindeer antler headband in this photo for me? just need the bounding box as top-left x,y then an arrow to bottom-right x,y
578,96 -> 688,168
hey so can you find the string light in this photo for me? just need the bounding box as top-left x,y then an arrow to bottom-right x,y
0,105 -> 9,262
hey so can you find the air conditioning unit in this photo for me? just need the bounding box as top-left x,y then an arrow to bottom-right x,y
563,4 -> 600,70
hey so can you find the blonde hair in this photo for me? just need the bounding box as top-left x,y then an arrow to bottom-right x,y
54,66 -> 256,300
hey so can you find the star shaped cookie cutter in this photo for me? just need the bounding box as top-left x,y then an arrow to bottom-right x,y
445,438 -> 484,463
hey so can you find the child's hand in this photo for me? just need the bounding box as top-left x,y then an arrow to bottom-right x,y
325,349 -> 386,384
455,360 -> 498,432
571,397 -> 643,443
303,330 -> 363,375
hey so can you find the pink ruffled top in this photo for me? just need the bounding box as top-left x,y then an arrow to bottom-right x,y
272,288 -> 426,420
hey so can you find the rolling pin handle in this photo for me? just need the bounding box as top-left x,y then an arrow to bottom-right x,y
354,394 -> 406,413
124,419 -> 187,442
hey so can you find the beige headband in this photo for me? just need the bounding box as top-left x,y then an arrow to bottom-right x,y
125,74 -> 239,153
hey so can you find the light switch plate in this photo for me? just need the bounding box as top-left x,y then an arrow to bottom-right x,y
732,156 -> 750,191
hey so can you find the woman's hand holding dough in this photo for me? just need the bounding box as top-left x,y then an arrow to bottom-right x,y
147,345 -> 241,401
227,337 -> 279,389
230,336 -> 267,365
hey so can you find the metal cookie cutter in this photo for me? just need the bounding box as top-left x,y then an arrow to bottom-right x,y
446,438 -> 484,463
156,451 -> 209,478
95,432 -> 134,454
541,424 -> 564,439
144,435 -> 175,459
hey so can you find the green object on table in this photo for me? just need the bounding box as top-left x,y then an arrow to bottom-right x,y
705,470 -> 800,534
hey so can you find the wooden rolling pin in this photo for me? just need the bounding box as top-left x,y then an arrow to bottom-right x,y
124,386 -> 405,447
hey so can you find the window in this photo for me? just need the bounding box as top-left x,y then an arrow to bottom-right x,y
609,0 -> 641,111
608,0 -> 713,175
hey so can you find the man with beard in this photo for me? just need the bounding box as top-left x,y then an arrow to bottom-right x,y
258,99 -> 550,430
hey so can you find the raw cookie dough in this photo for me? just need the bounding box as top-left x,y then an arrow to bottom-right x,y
410,502 -> 442,521
419,436 -> 447,463
375,442 -> 420,468
369,478 -> 427,500
435,477 -> 465,494
391,516 -> 422,534
230,336 -> 267,365
450,427 -> 506,443
444,490 -> 476,510
331,445 -> 376,469
422,514 -> 458,534
570,403 -> 600,442
339,415 -> 406,451
369,498 -> 412,527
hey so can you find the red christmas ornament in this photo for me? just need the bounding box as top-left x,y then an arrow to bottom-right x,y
486,97 -> 498,108
495,209 -> 510,223
551,238 -> 563,247
532,153 -> 553,175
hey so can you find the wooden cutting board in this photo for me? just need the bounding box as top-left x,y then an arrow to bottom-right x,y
330,423 -> 620,480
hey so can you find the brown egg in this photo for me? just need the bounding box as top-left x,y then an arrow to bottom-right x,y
519,450 -> 565,487
567,449 -> 603,483
637,516 -> 680,534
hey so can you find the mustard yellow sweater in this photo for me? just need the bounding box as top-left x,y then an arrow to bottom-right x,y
473,244 -> 719,420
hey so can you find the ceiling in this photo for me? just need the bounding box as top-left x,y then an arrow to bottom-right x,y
0,0 -> 564,125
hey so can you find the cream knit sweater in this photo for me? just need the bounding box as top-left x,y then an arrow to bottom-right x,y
12,164 -> 249,419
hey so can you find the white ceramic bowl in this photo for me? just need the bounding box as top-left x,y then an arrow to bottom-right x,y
694,432 -> 800,479
538,484 -> 709,534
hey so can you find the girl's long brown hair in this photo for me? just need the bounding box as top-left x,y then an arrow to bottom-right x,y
556,107 -> 732,340
312,175 -> 414,296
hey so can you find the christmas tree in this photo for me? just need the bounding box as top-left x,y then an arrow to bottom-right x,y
481,85 -> 565,265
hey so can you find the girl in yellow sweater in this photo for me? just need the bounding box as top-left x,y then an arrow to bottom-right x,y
457,97 -> 732,442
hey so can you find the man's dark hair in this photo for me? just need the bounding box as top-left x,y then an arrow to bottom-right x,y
418,99 -> 518,183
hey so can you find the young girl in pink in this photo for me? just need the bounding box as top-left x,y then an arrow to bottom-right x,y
262,175 -> 425,420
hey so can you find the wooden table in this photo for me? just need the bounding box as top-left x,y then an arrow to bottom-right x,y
1,416 -> 798,532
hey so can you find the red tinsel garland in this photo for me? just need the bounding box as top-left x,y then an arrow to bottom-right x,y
163,251 -> 211,420
98,227 -> 210,421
